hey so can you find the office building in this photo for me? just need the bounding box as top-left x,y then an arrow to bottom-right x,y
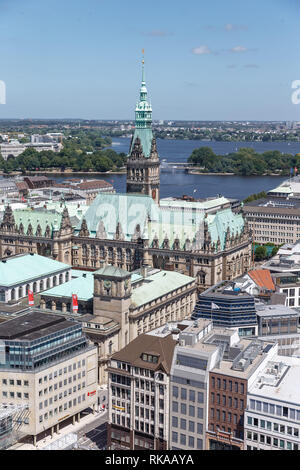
244,355 -> 300,450
256,304 -> 300,357
107,325 -> 177,450
192,282 -> 257,337
207,338 -> 278,450
0,311 -> 97,446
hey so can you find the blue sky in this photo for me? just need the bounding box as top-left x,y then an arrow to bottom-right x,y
0,0 -> 299,120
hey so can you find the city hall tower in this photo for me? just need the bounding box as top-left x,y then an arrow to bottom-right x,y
126,56 -> 160,203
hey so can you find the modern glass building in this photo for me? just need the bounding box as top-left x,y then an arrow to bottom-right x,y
0,311 -> 98,447
192,285 -> 257,336
0,312 -> 88,371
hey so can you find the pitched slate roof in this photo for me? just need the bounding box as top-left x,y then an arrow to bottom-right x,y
111,332 -> 176,374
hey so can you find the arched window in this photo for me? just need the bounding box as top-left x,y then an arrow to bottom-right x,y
46,278 -> 50,289
198,270 -> 206,285
18,286 -> 23,298
11,288 -> 15,300
126,249 -> 131,261
65,272 -> 69,282
59,274 -> 63,284
0,290 -> 5,302
108,341 -> 113,355
32,282 -> 37,293
53,276 -> 57,287
39,280 -> 44,291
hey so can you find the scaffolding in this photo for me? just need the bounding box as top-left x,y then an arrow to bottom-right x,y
0,403 -> 30,449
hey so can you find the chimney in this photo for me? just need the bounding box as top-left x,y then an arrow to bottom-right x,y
141,264 -> 148,278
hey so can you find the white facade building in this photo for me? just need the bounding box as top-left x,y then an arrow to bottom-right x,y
244,355 -> 300,450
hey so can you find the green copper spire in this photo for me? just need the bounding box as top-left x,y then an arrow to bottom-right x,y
129,55 -> 153,158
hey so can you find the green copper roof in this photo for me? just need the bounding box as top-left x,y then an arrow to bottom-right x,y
41,268 -> 194,308
42,272 -> 94,301
207,208 -> 245,250
13,209 -> 62,234
75,193 -> 245,251
75,192 -> 158,239
131,270 -> 195,308
129,128 -> 153,158
93,265 -> 130,278
128,59 -> 153,158
0,254 -> 70,287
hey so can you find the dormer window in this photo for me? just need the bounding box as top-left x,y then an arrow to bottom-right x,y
141,353 -> 159,364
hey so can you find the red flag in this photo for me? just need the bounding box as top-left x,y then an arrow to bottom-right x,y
72,294 -> 78,312
28,290 -> 34,306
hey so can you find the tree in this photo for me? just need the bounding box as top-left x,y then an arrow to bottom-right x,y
255,246 -> 268,261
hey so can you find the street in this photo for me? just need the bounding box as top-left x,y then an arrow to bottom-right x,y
76,411 -> 108,450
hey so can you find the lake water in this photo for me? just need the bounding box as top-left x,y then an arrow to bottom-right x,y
110,137 -> 300,162
27,137 -> 298,201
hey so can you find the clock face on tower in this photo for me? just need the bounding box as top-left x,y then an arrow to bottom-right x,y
103,280 -> 112,290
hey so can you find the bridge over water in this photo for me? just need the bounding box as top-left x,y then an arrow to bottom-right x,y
160,160 -> 200,171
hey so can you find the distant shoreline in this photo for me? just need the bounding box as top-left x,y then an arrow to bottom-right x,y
187,170 -> 285,176
0,169 -> 127,177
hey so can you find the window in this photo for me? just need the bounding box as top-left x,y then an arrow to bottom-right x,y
197,408 -> 203,419
197,439 -> 203,450
198,392 -> 204,404
180,419 -> 186,430
189,406 -> 195,417
172,402 -> 178,413
172,432 -> 178,443
172,416 -> 178,428
181,388 -> 187,400
189,421 -> 195,432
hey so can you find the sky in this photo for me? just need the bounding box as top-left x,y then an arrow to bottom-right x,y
0,0 -> 299,121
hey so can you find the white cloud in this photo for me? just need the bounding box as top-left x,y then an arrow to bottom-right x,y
192,45 -> 211,55
225,24 -> 248,31
230,45 -> 247,53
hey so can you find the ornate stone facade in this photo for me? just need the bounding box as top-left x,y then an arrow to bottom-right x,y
0,205 -> 72,265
